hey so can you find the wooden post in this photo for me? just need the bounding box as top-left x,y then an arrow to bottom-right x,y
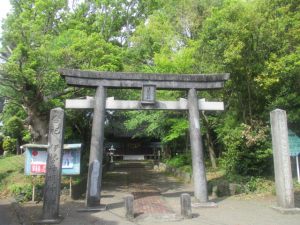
69,177 -> 72,198
188,89 -> 208,203
86,86 -> 106,207
32,184 -> 35,202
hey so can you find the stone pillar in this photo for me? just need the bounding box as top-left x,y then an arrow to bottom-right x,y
188,88 -> 208,203
42,108 -> 65,222
180,193 -> 192,219
270,109 -> 294,208
86,85 -> 106,207
125,195 -> 134,219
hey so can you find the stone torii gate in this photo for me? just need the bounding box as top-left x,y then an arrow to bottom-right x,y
59,69 -> 229,208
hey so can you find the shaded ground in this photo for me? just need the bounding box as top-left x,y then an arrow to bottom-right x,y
0,199 -> 19,225
4,161 -> 300,225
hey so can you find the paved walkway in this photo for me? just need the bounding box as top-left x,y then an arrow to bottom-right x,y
12,161 -> 300,225
0,199 -> 19,225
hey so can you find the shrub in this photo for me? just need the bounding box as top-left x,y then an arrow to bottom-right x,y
9,184 -> 32,202
217,116 -> 273,177
165,153 -> 191,168
2,137 -> 17,153
243,177 -> 274,194
3,116 -> 24,138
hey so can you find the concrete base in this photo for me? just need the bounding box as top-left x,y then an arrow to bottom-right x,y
192,202 -> 218,208
77,205 -> 107,212
271,206 -> 300,214
34,216 -> 63,224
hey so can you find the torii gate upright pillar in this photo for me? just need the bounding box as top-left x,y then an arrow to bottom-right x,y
188,88 -> 208,203
86,85 -> 106,207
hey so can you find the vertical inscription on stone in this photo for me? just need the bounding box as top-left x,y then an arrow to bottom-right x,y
43,108 -> 65,220
142,85 -> 156,103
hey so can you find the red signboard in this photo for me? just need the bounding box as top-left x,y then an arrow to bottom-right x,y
31,163 -> 46,173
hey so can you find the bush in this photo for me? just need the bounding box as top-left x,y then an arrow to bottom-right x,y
22,130 -> 32,142
165,153 -> 191,168
2,116 -> 24,138
243,177 -> 274,194
216,116 -> 273,177
2,137 -> 17,153
9,184 -> 32,202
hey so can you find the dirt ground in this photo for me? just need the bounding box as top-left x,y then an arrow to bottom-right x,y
3,161 -> 300,225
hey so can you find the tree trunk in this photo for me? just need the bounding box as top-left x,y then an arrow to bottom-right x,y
27,107 -> 49,144
16,138 -> 20,155
205,131 -> 217,169
201,111 -> 217,169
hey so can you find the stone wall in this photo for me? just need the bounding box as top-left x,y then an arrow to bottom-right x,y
154,163 -> 192,183
154,163 -> 243,197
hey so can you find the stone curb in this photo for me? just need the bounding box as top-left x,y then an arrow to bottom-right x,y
271,206 -> 300,214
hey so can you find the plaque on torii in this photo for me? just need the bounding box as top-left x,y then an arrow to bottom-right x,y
59,68 -> 229,208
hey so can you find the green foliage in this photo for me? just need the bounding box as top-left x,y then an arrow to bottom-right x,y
0,0 -> 299,180
0,155 -> 25,193
22,130 -> 32,143
243,177 -> 274,194
2,116 -> 24,138
9,184 -> 32,202
124,111 -> 166,139
165,154 -> 192,168
2,137 -> 17,153
48,29 -> 123,71
0,155 -> 24,173
216,114 -> 272,176
162,118 -> 188,143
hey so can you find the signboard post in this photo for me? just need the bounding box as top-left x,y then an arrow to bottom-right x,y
296,156 -> 300,183
288,130 -> 300,183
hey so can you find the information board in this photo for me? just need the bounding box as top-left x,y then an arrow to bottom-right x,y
24,143 -> 82,175
288,130 -> 300,156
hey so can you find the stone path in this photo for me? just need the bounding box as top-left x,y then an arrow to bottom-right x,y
106,161 -> 177,219
133,191 -> 174,215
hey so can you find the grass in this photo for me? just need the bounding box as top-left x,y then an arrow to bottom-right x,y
0,154 -> 24,173
0,154 -> 30,198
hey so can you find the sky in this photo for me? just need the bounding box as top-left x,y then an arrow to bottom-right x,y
0,0 -> 12,37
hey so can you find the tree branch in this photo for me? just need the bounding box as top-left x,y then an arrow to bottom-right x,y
43,87 -> 83,102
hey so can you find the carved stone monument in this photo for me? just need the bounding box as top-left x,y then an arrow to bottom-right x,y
270,109 -> 294,208
37,108 -> 65,224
